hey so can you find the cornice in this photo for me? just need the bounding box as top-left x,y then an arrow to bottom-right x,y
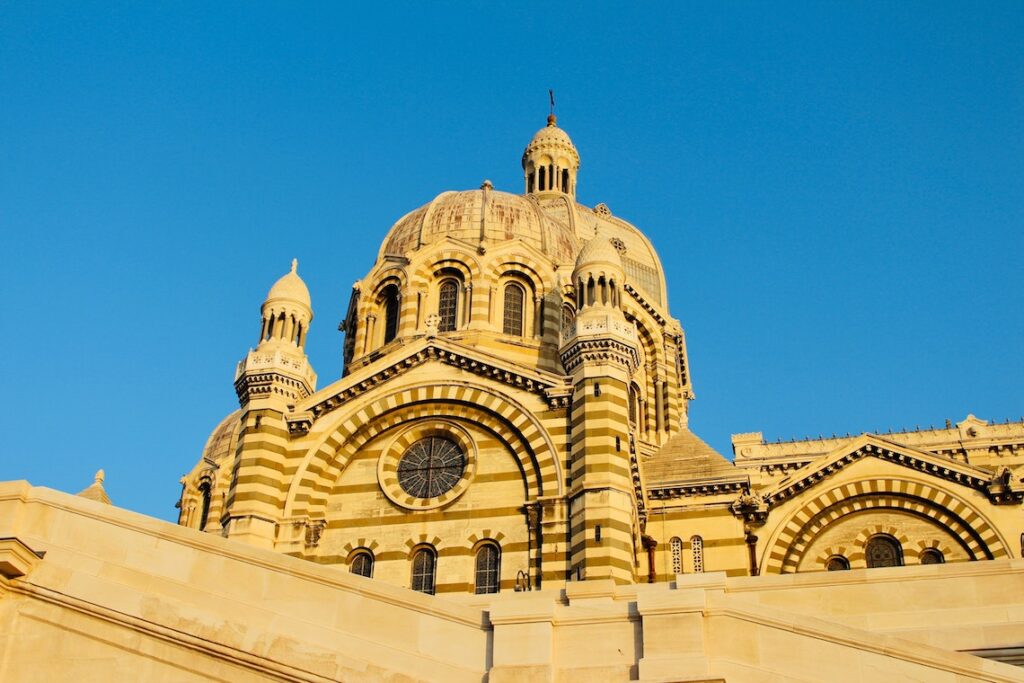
648,478 -> 747,500
559,337 -> 640,373
288,340 -> 572,435
623,283 -> 666,326
763,438 -> 1024,507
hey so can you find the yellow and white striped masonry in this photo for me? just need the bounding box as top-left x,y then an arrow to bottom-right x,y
179,115 -> 1023,596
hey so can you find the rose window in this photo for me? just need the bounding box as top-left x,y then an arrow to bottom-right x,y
396,437 -> 466,499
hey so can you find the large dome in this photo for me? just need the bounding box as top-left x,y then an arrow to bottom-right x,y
380,188 -> 580,266
376,115 -> 669,307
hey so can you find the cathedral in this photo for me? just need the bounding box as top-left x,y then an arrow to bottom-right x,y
2,114 -> 1023,682
177,114 -> 1024,590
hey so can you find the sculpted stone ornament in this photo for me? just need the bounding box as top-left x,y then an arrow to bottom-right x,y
424,313 -> 440,338
986,466 -> 1024,505
731,488 -> 769,526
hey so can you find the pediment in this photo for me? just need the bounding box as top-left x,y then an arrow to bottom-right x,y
761,434 -> 1022,507
285,337 -> 571,435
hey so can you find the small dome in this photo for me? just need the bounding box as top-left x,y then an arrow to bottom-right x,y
522,115 -> 580,170
267,259 -> 311,308
575,234 -> 624,274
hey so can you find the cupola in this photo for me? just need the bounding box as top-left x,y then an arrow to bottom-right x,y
259,259 -> 313,350
572,234 -> 625,311
522,114 -> 580,199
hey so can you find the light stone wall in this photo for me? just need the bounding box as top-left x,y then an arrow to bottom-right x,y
320,417 -> 533,593
4,482 -> 1024,682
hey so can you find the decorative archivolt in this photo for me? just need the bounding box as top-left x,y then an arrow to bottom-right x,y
283,381 -> 563,519
761,477 -> 1010,574
368,265 -> 409,296
410,248 -> 483,286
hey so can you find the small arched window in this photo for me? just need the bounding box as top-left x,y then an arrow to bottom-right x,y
670,537 -> 683,575
691,535 -> 704,573
438,280 -> 459,332
349,549 -> 374,578
561,304 -> 574,333
538,166 -> 546,192
474,542 -> 501,594
382,285 -> 400,344
919,548 -> 944,565
866,535 -> 903,568
502,283 -> 525,336
198,482 -> 212,531
411,546 -> 437,595
825,555 -> 850,571
628,384 -> 639,425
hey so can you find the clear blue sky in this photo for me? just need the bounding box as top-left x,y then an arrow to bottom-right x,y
2,3 -> 1021,521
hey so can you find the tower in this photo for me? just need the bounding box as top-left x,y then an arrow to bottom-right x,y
561,235 -> 642,583
224,260 -> 317,548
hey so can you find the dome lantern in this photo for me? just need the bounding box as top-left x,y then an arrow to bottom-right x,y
522,114 -> 580,199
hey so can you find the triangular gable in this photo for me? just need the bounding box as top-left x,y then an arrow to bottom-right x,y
762,433 -> 1019,507
285,336 -> 571,435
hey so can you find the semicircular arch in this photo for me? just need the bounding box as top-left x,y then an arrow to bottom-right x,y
410,248 -> 483,285
761,477 -> 1010,574
284,381 -> 562,518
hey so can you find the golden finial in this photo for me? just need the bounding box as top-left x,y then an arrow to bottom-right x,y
94,469 -> 105,485
290,258 -> 298,273
548,89 -> 556,127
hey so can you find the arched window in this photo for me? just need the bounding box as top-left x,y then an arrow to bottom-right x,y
628,384 -> 639,425
474,542 -> 501,594
919,548 -> 944,565
538,166 -> 546,192
502,283 -> 525,336
198,482 -> 212,531
670,537 -> 682,575
562,169 -> 569,193
561,304 -> 574,333
865,535 -> 903,568
825,555 -> 850,571
691,535 -> 704,573
382,285 -> 400,344
411,546 -> 437,594
349,549 -> 374,578
437,280 -> 459,332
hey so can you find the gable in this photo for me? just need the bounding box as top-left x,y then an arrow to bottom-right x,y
762,435 -> 1022,508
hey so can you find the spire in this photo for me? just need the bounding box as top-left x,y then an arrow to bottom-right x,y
77,469 -> 112,505
291,258 -> 298,274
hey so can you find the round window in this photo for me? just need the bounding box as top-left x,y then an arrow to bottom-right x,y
397,437 -> 466,499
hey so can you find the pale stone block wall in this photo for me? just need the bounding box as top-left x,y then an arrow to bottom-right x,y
2,481 -> 1022,682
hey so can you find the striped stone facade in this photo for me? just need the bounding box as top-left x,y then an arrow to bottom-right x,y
178,116 -> 1024,597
